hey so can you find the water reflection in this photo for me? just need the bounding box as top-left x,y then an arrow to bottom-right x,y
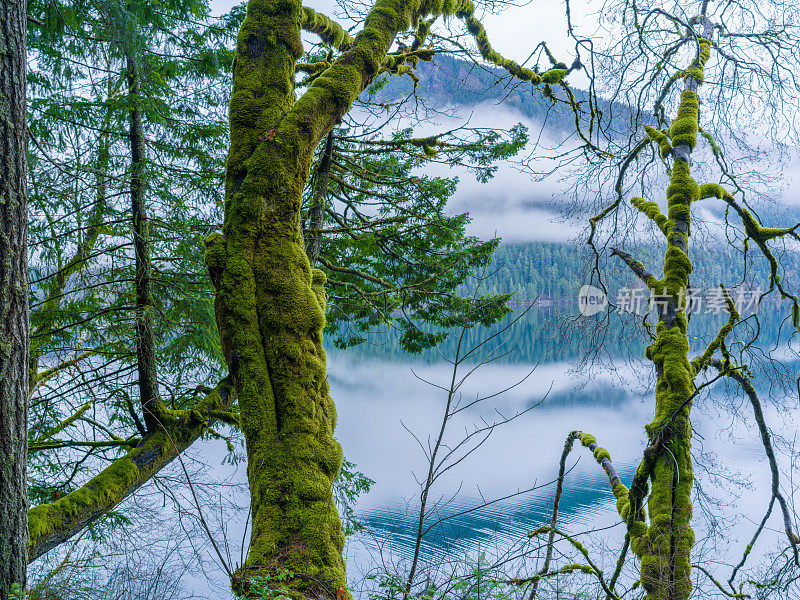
330,349 -> 798,593
333,356 -> 645,575
179,313 -> 799,597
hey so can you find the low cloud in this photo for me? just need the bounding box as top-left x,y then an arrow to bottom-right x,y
410,101 -> 581,243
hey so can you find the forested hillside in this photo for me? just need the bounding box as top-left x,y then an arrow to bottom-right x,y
336,239 -> 798,363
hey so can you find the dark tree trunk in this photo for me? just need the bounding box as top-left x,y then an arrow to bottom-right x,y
127,56 -> 162,431
305,130 -> 335,265
0,0 -> 30,596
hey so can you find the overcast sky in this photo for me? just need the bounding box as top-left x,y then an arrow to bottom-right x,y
209,0 -> 581,61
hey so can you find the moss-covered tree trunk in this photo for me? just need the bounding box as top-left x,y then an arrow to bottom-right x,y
632,33 -> 711,600
585,30 -> 714,600
209,0 -> 574,595
0,0 -> 30,594
206,0 -> 346,594
638,146 -> 697,600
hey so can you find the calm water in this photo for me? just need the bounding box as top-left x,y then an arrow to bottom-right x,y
331,350 -> 794,593
114,312 -> 799,598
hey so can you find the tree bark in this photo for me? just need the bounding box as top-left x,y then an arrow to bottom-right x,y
305,130 -> 335,265
624,28 -> 712,600
211,0 -> 580,595
209,1 -> 347,594
0,0 -> 30,595
127,55 -> 163,431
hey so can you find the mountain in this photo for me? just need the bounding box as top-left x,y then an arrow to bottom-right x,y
366,53 -> 628,134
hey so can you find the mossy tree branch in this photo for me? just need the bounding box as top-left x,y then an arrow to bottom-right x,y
690,285 -> 737,374
528,525 -> 621,600
528,433 -> 576,599
579,1 -> 800,596
695,182 -> 800,326
300,6 -> 354,50
710,360 -> 800,553
531,430 -> 648,599
610,247 -> 660,288
592,21 -> 713,600
630,197 -> 669,237
27,378 -> 235,563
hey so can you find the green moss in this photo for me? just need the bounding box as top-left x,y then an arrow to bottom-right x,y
634,55 -> 711,598
540,68 -> 567,84
569,431 -> 654,556
528,525 -> 550,537
723,203 -> 796,244
300,6 -> 354,49
205,233 -> 228,284
691,287 -> 738,374
456,7 -> 542,85
219,0 -> 588,595
700,129 -> 722,157
28,457 -> 140,546
668,91 -> 700,150
28,382 -> 234,560
644,126 -> 672,159
221,0 -> 350,595
697,183 -> 730,201
593,446 -> 611,462
568,564 -> 594,574
34,402 -> 91,443
683,38 -> 711,83
631,197 -> 669,236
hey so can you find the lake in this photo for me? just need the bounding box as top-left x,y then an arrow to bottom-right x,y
331,337 -> 795,598
70,308 -> 797,599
